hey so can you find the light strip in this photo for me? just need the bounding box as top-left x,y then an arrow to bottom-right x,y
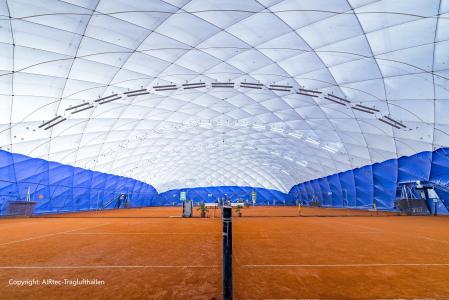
124,89 -> 146,95
299,88 -> 321,94
71,105 -> 94,114
211,82 -> 234,87
65,102 -> 90,111
384,116 -> 407,128
154,87 -> 178,92
43,118 -> 66,130
270,84 -> 292,88
324,96 -> 346,106
306,138 -> 320,145
288,132 -> 303,139
126,91 -> 150,97
354,104 -> 379,113
379,118 -> 401,129
183,85 -> 206,90
296,160 -> 308,167
297,92 -> 319,97
352,106 -> 374,114
240,82 -> 263,89
322,145 -> 338,153
99,96 -> 122,104
269,87 -> 291,92
154,84 -> 177,89
182,82 -> 205,87
38,116 -> 61,128
240,82 -> 263,87
95,94 -> 118,103
239,85 -> 262,89
327,94 -> 350,103
252,124 -> 266,130
270,127 -> 284,133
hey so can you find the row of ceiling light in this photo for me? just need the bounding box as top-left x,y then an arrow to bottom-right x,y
38,80 -> 408,131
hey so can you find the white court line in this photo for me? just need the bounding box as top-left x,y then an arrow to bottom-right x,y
329,220 -> 449,245
419,236 -> 449,245
0,265 -> 219,269
233,231 -> 378,235
243,263 -> 449,268
63,232 -> 219,236
322,220 -> 384,233
0,218 -> 70,229
0,223 -> 110,247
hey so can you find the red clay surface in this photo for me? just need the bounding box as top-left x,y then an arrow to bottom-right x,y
0,206 -> 449,299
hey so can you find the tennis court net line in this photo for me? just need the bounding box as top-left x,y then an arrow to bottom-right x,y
10,206 -> 425,219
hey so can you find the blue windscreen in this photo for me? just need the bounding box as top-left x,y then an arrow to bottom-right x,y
157,186 -> 290,206
288,148 -> 449,214
0,150 -> 157,215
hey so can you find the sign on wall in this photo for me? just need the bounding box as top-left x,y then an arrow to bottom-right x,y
180,191 -> 187,201
251,191 -> 256,204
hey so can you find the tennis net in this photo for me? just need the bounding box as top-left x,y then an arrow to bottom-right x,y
228,205 -> 398,218
26,205 -> 403,219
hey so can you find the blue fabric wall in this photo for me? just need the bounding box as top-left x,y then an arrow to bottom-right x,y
0,150 -> 157,215
0,150 -> 291,214
5,146 -> 449,215
157,186 -> 290,206
288,148 -> 449,213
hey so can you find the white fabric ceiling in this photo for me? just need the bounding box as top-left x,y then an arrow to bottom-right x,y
0,0 -> 448,192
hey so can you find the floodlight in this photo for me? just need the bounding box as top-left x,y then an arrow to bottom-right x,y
71,105 -> 94,114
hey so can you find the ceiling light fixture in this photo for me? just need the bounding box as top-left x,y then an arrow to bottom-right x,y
288,132 -> 303,139
182,82 -> 206,90
306,138 -> 320,145
252,124 -> 266,130
211,82 -> 234,88
65,102 -> 90,111
95,94 -> 118,103
240,82 -> 263,89
269,84 -> 292,92
378,116 -> 406,129
352,106 -> 375,114
270,127 -> 284,133
300,88 -> 322,94
322,145 -> 338,153
296,160 -> 308,167
43,118 -> 66,130
354,104 -> 379,113
98,96 -> 122,104
271,84 -> 292,88
297,91 -> 319,97
38,116 -> 61,128
383,116 -> 407,128
71,105 -> 94,114
154,84 -> 178,91
297,88 -> 321,97
126,91 -> 150,97
324,96 -> 347,106
379,118 -> 401,129
124,89 -> 147,95
327,94 -> 351,103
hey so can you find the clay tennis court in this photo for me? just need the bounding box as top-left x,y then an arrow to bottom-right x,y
1,206 -> 449,299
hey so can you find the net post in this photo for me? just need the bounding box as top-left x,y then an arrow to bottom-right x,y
222,205 -> 233,300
